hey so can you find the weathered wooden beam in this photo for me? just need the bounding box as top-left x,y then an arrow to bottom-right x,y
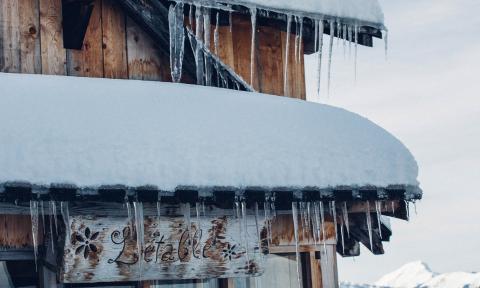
115,0 -> 196,81
0,249 -> 35,261
62,0 -> 95,49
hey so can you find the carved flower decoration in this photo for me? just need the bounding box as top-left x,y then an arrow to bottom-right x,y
73,227 -> 100,259
222,243 -> 237,261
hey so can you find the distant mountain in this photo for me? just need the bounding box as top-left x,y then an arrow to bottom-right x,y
340,261 -> 480,288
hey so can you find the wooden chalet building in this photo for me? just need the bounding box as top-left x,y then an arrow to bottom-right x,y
0,0 -> 421,287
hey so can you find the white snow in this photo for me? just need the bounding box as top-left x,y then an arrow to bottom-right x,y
0,73 -> 418,190
216,0 -> 384,26
372,261 -> 480,288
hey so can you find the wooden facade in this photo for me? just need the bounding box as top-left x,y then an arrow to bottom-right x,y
0,0 -> 403,287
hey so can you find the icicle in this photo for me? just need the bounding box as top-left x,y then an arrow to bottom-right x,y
313,202 -> 320,248
241,201 -> 249,262
342,202 -> 350,237
195,5 -> 204,85
294,16 -> 299,62
327,20 -> 335,96
316,20 -> 324,99
60,201 -> 71,242
314,20 -> 319,52
283,14 -> 292,96
319,201 -> 326,252
49,203 -> 54,251
340,222 -> 345,255
413,201 -> 417,215
306,202 -> 312,244
30,200 -> 39,271
406,200 -> 410,220
291,202 -> 302,288
270,193 -> 276,218
250,7 -> 257,86
50,200 -> 58,234
254,202 -> 261,254
391,201 -> 395,214
375,201 -> 383,238
214,12 -> 220,55
229,11 -> 233,33
343,24 -> 347,58
133,202 -> 145,280
168,3 -> 185,83
365,201 -> 373,250
336,22 -> 341,47
40,201 -> 45,236
384,29 -> 388,60
298,17 -> 304,63
330,201 -> 337,242
354,25 -> 359,81
348,25 -> 353,59
203,8 -> 212,86
189,4 -> 193,27
195,202 -> 202,253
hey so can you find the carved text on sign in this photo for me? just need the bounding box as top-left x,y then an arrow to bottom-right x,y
62,215 -> 268,283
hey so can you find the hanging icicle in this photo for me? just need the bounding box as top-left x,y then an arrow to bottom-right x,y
375,201 -> 383,238
60,201 -> 71,242
250,7 -> 257,86
168,2 -> 185,83
30,200 -> 39,270
316,20 -> 324,99
342,202 -> 350,237
354,25 -> 359,81
214,12 -> 220,55
298,17 -> 304,63
283,14 -> 292,96
384,29 -> 389,60
195,4 -> 205,85
365,201 -> 373,251
327,20 -> 335,96
203,8 -> 212,86
291,202 -> 302,288
134,202 -> 145,280
330,201 -> 337,242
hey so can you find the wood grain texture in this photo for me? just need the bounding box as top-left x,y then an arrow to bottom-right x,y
257,25 -> 284,96
39,0 -> 66,75
0,215 -> 43,248
0,0 -> 21,72
231,14 -> 257,90
61,214 -> 267,283
101,0 -> 128,79
310,251 -> 323,288
18,0 -> 42,74
281,29 -> 306,99
126,16 -> 169,81
66,0 -> 104,77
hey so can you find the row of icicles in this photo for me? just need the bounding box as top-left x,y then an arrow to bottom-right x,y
28,197 -> 407,284
168,2 -> 388,98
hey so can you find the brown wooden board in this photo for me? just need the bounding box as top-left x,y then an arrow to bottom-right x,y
61,214 -> 268,283
0,0 -> 21,72
0,214 -> 43,249
126,16 -> 170,81
19,0 -> 42,74
102,0 -> 128,79
39,0 -> 66,75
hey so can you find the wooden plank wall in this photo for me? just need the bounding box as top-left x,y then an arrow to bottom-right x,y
2,1 -> 305,99
0,0 -> 170,80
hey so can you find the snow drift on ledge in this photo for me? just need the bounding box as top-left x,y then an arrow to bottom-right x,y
341,261 -> 480,288
197,0 -> 384,26
0,73 -> 417,191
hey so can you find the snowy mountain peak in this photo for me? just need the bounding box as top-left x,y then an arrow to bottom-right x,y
375,261 -> 436,287
342,261 -> 480,288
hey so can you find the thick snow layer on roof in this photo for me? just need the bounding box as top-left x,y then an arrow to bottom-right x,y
0,73 -> 417,190
224,0 -> 384,26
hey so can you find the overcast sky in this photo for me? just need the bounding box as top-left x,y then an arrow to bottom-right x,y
305,0 -> 480,284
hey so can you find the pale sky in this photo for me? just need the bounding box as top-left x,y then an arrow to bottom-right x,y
305,0 -> 480,284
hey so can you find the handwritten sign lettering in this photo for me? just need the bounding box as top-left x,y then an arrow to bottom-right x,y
61,215 -> 268,283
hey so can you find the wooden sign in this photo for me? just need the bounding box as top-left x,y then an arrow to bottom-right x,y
61,214 -> 268,283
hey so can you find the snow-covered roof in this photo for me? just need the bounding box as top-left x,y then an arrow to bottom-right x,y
201,0 -> 384,27
0,73 -> 417,195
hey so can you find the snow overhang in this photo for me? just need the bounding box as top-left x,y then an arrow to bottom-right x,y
0,73 -> 420,203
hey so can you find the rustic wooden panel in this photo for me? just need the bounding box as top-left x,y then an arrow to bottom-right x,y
281,29 -> 306,99
310,251 -> 323,288
257,25 -> 284,96
39,0 -> 66,75
216,24 -> 235,70
18,0 -> 42,74
126,17 -> 169,81
102,0 -> 128,79
0,0 -> 21,72
61,214 -> 267,283
319,245 -> 338,288
0,215 -> 43,248
231,15 -> 257,89
66,0 -> 104,77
